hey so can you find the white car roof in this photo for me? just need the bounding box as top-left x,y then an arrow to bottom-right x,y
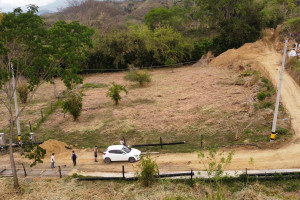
107,145 -> 126,150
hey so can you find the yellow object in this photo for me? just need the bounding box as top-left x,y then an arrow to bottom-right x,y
270,133 -> 276,140
18,136 -> 21,141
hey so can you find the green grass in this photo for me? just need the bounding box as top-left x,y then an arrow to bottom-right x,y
81,83 -> 108,90
254,102 -> 273,110
35,118 -> 287,153
32,101 -> 292,152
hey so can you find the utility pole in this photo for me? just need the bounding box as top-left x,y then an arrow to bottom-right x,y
11,63 -> 22,142
270,39 -> 288,141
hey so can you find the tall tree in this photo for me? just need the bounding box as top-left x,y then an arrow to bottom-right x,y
0,5 -> 93,189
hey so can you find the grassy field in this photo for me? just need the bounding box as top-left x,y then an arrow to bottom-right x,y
1,176 -> 300,199
0,65 -> 292,152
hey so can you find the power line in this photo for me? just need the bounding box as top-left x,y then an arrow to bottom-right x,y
82,60 -> 199,71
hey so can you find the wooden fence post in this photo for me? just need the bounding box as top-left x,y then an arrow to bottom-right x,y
41,110 -> 44,121
58,166 -> 62,178
191,170 -> 193,180
22,163 -> 27,177
122,165 -> 125,179
160,137 -> 163,149
29,121 -> 32,132
201,135 -> 203,149
123,136 -> 126,145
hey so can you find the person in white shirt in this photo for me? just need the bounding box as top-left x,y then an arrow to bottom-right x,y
51,153 -> 55,168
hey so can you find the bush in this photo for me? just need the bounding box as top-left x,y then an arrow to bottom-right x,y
106,82 -> 128,105
262,102 -> 273,108
17,83 -> 29,104
136,153 -> 159,187
124,69 -> 151,86
62,91 -> 83,120
257,91 -> 266,101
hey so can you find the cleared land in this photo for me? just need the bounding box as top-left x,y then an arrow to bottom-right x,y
0,59 -> 291,151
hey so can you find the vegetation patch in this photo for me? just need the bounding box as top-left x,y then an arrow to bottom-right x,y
81,82 -> 108,89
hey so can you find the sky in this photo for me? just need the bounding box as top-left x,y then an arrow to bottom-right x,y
0,0 -> 66,12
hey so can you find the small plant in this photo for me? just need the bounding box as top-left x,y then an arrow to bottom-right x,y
62,91 -> 83,120
257,91 -> 266,101
276,127 -> 289,135
241,69 -> 254,77
17,83 -> 29,104
249,157 -> 254,166
107,82 -> 128,105
198,147 -> 234,198
136,153 -> 159,187
124,69 -> 151,86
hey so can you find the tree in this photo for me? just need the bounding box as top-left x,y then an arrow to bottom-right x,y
0,11 -> 3,24
142,25 -> 193,65
281,17 -> 300,42
17,83 -> 29,104
106,82 -> 128,105
0,6 -> 93,189
96,28 -> 151,69
62,91 -> 83,120
145,6 -> 191,32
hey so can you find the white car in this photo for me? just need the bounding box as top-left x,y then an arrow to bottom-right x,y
103,145 -> 141,164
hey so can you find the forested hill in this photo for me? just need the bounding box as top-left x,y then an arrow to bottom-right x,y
44,0 -> 174,31
43,0 -> 300,73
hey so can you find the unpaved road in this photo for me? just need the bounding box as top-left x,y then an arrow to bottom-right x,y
1,33 -> 300,173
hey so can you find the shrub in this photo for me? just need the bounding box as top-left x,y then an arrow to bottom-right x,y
136,153 -> 159,187
257,91 -> 266,101
106,82 -> 128,105
17,83 -> 29,104
124,69 -> 151,86
262,102 -> 273,108
62,91 -> 83,120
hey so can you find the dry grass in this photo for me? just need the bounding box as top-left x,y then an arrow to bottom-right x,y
1,177 -> 300,200
0,65 -> 292,151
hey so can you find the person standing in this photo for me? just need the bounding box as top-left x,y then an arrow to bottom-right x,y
51,153 -> 55,168
71,150 -> 77,166
94,146 -> 98,162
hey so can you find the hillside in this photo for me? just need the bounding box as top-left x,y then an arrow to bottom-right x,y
1,29 -> 300,200
0,29 -> 292,153
43,0 -> 174,31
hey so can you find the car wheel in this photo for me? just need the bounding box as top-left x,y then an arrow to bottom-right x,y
129,157 -> 135,163
105,157 -> 111,164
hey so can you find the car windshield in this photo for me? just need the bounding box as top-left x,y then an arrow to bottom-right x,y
122,146 -> 131,153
